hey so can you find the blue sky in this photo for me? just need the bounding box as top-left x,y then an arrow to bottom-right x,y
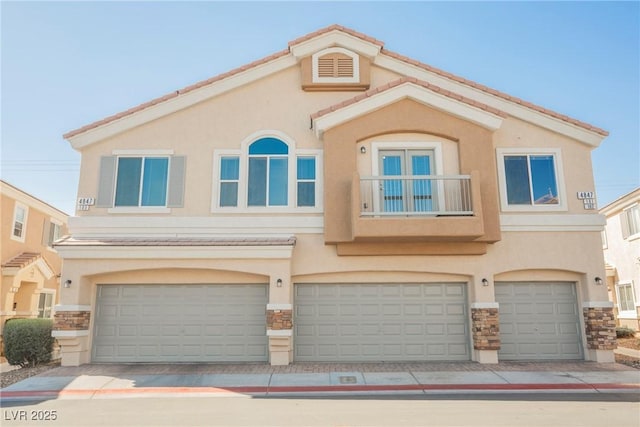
1,1 -> 638,214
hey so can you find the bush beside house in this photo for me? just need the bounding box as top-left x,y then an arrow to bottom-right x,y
3,318 -> 55,367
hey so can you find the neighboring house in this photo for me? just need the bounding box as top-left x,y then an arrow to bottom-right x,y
54,25 -> 615,367
1,180 -> 69,353
601,188 -> 640,330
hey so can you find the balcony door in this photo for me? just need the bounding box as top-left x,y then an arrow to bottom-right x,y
379,150 -> 435,213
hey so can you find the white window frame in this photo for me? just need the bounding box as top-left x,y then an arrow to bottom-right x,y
496,147 -> 567,212
622,203 -> 640,241
108,149 -> 174,214
37,290 -> 55,319
46,218 -> 63,250
11,203 -> 28,242
312,47 -> 360,84
616,281 -> 637,319
211,131 -> 323,213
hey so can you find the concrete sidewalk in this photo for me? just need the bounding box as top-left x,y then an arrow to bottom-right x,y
2,361 -> 639,401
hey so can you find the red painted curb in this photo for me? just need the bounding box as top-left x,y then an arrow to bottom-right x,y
1,383 -> 639,398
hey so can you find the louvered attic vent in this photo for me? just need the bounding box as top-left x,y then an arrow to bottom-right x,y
318,54 -> 354,78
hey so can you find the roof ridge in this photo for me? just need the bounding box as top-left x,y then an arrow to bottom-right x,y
62,26 -> 608,141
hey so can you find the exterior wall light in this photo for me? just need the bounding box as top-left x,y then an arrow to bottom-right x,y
360,146 -> 366,154
594,277 -> 603,286
64,279 -> 72,288
276,278 -> 283,287
481,278 -> 489,287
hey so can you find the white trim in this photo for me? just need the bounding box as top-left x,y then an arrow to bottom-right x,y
1,257 -> 54,279
373,53 -> 606,147
10,203 -> 28,242
67,55 -> 298,149
313,82 -> 504,138
312,47 -> 360,84
470,302 -> 499,309
52,330 -> 89,337
496,148 -> 568,212
289,30 -> 382,60
500,214 -> 605,232
55,245 -> 294,260
582,301 -> 614,308
615,281 -> 636,318
267,304 -> 293,310
54,305 -> 92,312
68,215 -> 324,236
112,149 -> 174,156
211,132 -> 324,214
266,329 -> 293,337
107,207 -> 171,214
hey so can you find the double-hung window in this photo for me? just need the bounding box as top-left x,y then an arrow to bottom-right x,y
296,156 -> 316,207
497,148 -> 565,211
621,204 -> 640,239
37,293 -> 54,318
616,282 -> 636,318
43,219 -> 62,247
12,204 -> 28,241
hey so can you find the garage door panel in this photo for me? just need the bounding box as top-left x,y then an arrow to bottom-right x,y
496,282 -> 582,361
93,284 -> 268,363
295,283 -> 469,362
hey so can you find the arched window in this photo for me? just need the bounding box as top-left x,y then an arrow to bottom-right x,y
248,138 -> 289,206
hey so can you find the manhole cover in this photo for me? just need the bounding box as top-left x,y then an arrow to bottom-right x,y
339,376 -> 358,384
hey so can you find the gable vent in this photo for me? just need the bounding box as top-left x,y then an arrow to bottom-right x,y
317,53 -> 354,78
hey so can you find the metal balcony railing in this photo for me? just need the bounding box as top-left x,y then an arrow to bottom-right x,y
360,175 -> 473,216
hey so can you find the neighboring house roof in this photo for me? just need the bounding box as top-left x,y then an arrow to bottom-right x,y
0,179 -> 70,219
1,252 -> 55,279
599,187 -> 640,216
54,236 -> 297,247
62,24 -> 608,145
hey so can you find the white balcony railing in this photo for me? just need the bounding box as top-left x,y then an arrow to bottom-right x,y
360,175 -> 473,216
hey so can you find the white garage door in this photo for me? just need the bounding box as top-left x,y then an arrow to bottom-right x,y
294,283 -> 470,362
92,284 -> 268,363
495,282 -> 583,360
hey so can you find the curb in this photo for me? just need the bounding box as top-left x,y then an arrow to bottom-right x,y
2,382 -> 639,400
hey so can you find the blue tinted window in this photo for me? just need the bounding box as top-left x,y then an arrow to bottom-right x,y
115,157 -> 142,206
248,157 -> 267,206
504,154 -> 558,206
297,157 -> 316,179
141,158 -> 168,206
269,158 -> 288,206
220,157 -> 239,180
220,183 -> 238,207
249,138 -> 288,155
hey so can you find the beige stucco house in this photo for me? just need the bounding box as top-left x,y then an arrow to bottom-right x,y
54,25 -> 615,367
601,188 -> 640,330
1,180 -> 69,353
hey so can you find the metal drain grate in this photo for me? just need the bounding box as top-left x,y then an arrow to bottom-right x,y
338,376 -> 358,384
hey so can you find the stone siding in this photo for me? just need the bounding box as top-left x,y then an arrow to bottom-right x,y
267,309 -> 292,330
471,308 -> 500,350
54,311 -> 91,331
583,307 -> 617,350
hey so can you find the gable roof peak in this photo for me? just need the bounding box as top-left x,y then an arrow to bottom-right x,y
288,24 -> 385,49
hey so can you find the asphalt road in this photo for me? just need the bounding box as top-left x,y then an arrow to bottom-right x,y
2,393 -> 640,427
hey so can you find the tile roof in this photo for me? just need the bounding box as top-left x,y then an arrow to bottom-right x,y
311,76 -> 509,120
63,24 -> 607,140
2,252 -> 43,269
54,236 -> 296,247
382,50 -> 609,136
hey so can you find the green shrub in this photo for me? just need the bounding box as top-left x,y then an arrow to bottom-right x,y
616,326 -> 637,338
3,318 -> 54,368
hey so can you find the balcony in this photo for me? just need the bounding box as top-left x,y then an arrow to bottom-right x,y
350,171 -> 485,242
